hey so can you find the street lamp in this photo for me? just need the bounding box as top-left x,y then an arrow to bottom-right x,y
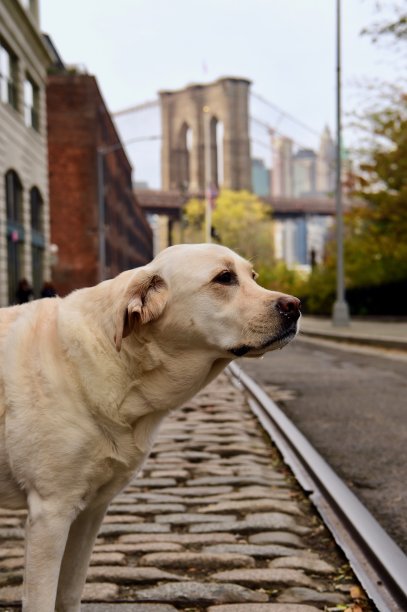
332,0 -> 350,326
203,105 -> 212,243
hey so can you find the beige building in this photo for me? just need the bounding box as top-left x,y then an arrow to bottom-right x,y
0,0 -> 52,305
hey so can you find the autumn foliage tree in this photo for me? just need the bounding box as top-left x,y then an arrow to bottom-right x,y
303,92 -> 407,313
345,94 -> 407,286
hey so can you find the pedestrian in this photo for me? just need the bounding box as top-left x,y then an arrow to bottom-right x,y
40,281 -> 57,298
15,279 -> 33,304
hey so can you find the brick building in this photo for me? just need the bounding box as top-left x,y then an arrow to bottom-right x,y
47,71 -> 153,296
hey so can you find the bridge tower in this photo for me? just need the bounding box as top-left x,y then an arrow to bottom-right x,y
159,76 -> 252,192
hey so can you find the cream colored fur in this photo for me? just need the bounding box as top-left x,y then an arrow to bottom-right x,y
0,243 -> 299,611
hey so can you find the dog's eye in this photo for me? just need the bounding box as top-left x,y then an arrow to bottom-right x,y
252,271 -> 258,280
213,270 -> 237,285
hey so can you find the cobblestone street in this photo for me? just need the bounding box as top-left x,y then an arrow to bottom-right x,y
0,373 -> 372,611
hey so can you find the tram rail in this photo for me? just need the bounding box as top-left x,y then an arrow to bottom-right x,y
228,362 -> 407,612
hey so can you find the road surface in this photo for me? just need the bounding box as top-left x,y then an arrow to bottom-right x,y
241,336 -> 407,554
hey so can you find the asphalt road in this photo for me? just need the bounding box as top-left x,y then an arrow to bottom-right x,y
240,337 -> 407,554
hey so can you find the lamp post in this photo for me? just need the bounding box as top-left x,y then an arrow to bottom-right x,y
203,105 -> 212,243
332,0 -> 350,326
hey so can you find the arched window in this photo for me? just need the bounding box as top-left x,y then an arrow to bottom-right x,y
5,170 -> 24,304
30,186 -> 43,231
30,187 -> 45,297
5,170 -> 22,223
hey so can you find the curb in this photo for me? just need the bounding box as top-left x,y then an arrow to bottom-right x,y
299,329 -> 407,352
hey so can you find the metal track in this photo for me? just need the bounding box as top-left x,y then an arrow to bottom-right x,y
228,362 -> 407,612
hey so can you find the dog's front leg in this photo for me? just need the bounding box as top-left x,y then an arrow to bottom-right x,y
55,502 -> 109,612
23,493 -> 74,612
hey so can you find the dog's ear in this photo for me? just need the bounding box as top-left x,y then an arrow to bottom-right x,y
115,273 -> 168,352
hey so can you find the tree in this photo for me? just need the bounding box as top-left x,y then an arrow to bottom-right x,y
302,93 -> 407,314
346,93 -> 407,287
183,189 -> 273,263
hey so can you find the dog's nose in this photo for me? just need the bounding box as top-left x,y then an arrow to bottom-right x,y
276,295 -> 301,322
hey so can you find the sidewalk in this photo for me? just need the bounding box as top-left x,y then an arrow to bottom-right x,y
300,316 -> 407,351
0,374 -> 372,611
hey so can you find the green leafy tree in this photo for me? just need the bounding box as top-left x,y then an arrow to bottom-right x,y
184,189 -> 273,262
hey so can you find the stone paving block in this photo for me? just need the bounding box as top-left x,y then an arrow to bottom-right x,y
203,544 -> 311,559
276,586 -> 347,606
0,518 -> 21,527
134,581 -> 269,604
189,513 -> 310,535
0,570 -> 21,587
102,515 -> 144,524
138,552 -> 256,570
269,556 -> 336,574
210,487 -> 294,501
118,532 -> 238,545
107,503 -> 186,515
130,478 -> 177,487
94,542 -> 185,553
200,499 -> 302,516
98,523 -> 170,537
82,605 -> 177,612
207,605 -> 322,612
0,557 -> 23,570
0,528 -> 24,540
0,584 -> 20,603
159,485 -> 233,496
86,566 -> 186,584
248,532 -> 306,548
204,444 -> 271,457
0,509 -> 26,516
212,568 -> 320,589
149,470 -> 190,478
89,552 -> 126,566
115,493 -> 187,503
0,547 -> 24,560
155,512 -> 236,524
186,476 -> 279,487
82,582 -> 119,601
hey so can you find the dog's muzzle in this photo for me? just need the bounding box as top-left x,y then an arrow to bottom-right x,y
230,295 -> 301,357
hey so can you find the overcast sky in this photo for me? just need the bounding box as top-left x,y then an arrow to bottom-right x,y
40,0 -> 403,187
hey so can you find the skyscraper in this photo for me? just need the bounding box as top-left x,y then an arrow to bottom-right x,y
292,149 -> 317,197
316,125 -> 336,195
271,135 -> 293,197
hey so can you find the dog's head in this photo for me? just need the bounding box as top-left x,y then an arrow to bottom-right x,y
114,243 -> 300,357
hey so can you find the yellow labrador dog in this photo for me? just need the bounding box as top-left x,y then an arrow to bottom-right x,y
0,243 -> 300,611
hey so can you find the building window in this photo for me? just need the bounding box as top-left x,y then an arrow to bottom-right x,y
30,187 -> 45,296
24,76 -> 39,130
0,42 -> 18,110
30,186 -> 43,231
5,170 -> 23,223
5,171 -> 25,304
